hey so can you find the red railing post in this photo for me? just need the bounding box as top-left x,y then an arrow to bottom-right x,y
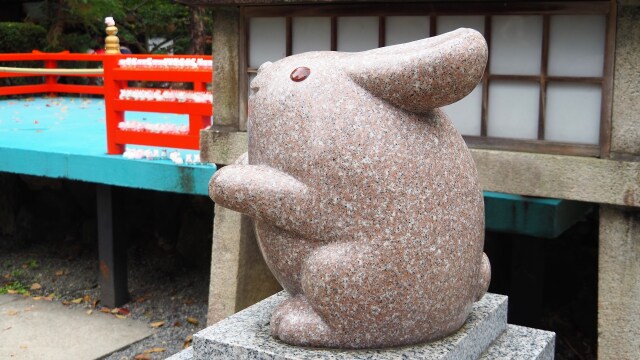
103,55 -> 125,154
43,59 -> 57,96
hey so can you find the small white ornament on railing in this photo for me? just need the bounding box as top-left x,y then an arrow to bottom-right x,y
117,57 -> 212,70
118,89 -> 212,104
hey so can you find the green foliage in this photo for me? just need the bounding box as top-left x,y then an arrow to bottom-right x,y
9,269 -> 24,278
25,259 -> 39,270
25,0 -> 212,54
0,281 -> 29,295
0,22 -> 47,52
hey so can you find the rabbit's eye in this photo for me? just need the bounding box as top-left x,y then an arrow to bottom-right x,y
290,67 -> 310,82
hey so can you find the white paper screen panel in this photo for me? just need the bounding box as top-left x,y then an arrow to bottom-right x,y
292,17 -> 332,54
488,81 -> 540,140
436,16 -> 485,36
545,83 -> 602,144
337,17 -> 379,52
385,16 -> 430,46
490,16 -> 543,75
443,85 -> 483,136
548,15 -> 606,77
249,17 -> 286,68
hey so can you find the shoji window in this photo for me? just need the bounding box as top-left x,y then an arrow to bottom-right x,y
241,2 -> 614,157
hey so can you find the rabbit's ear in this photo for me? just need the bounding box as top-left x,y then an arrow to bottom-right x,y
345,28 -> 487,113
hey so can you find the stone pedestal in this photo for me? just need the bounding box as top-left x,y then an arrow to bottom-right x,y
169,292 -> 555,360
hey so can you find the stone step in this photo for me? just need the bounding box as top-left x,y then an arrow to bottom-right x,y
170,291 -> 512,360
480,324 -> 555,360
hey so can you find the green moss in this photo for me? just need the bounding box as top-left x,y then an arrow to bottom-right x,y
0,281 -> 29,296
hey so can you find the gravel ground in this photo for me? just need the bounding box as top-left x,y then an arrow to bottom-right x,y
1,240 -> 209,360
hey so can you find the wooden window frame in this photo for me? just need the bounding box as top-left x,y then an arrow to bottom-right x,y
239,1 -> 616,158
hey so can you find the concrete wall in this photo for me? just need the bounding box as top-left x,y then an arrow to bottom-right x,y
597,3 -> 640,359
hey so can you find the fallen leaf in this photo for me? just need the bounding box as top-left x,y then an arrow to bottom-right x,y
3,273 -> 10,279
42,295 -> 53,301
183,298 -> 194,305
173,321 -> 182,327
100,307 -> 111,313
62,301 -> 71,306
133,354 -> 151,360
111,308 -> 119,314
183,334 -> 193,349
143,347 -> 166,354
5,310 -> 18,316
19,344 -> 27,349
117,308 -> 130,316
3,326 -> 11,331
134,296 -> 147,303
92,299 -> 99,309
149,321 -> 165,328
71,298 -> 83,304
30,283 -> 42,290
32,296 -> 42,301
115,314 -> 127,319
86,309 -> 93,315
186,316 -> 199,326
83,295 -> 91,303
7,290 -> 17,295
54,270 -> 64,276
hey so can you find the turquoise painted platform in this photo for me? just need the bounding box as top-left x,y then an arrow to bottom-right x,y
0,96 -> 216,195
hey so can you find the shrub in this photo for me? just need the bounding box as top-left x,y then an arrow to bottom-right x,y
0,22 -> 47,53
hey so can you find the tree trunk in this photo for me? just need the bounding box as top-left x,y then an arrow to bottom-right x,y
46,0 -> 67,50
187,6 -> 206,55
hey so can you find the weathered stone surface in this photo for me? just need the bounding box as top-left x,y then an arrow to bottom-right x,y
210,29 -> 489,348
598,205 -> 640,360
207,204 -> 281,325
211,7 -> 239,129
193,292 -> 507,360
611,3 -> 640,156
200,129 -> 248,166
472,149 -> 640,208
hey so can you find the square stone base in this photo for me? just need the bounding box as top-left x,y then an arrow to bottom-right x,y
170,292 -> 554,359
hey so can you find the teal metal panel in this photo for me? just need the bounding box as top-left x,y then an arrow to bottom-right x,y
484,191 -> 593,239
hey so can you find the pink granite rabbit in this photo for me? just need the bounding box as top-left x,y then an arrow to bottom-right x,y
210,28 -> 491,349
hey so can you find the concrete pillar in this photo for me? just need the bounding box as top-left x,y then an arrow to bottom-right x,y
598,206 -> 640,359
211,6 -> 239,130
598,4 -> 640,358
207,204 -> 281,325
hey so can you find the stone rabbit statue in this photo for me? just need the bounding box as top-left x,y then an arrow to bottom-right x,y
210,28 -> 491,349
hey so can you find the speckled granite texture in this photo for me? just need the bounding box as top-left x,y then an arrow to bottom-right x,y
189,291 -> 507,360
210,28 -> 489,348
166,346 -> 193,360
480,325 -> 556,360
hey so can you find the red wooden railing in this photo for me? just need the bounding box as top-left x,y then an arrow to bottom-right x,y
0,50 -> 105,96
102,54 -> 213,154
0,51 -> 213,154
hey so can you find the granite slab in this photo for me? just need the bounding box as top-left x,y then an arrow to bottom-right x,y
189,291 -> 507,360
480,324 -> 555,360
167,346 -> 194,360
